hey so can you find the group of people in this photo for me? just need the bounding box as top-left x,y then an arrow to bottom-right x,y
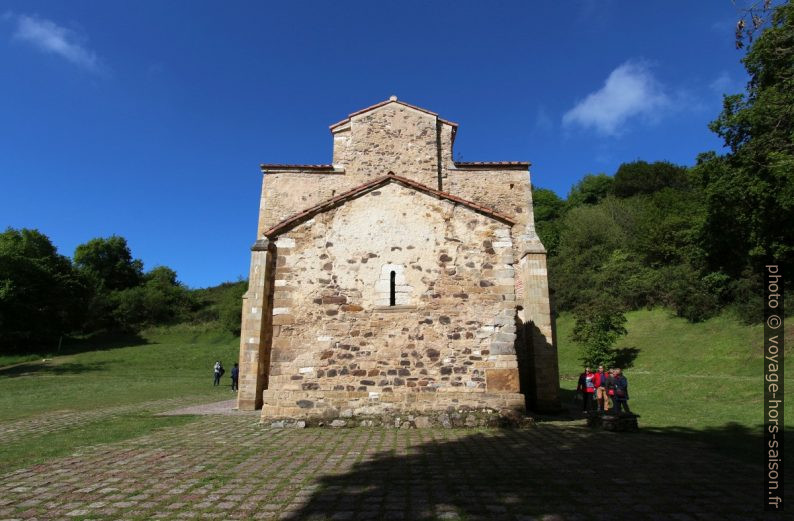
576,365 -> 630,415
213,361 -> 239,391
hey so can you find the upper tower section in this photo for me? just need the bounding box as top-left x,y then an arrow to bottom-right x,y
328,96 -> 458,188
258,97 -> 543,255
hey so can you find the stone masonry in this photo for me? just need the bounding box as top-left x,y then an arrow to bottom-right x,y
237,97 -> 560,419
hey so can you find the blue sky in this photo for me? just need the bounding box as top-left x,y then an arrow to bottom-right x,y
0,1 -> 749,288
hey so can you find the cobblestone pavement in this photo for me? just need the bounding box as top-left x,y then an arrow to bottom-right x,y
158,400 -> 259,417
0,415 -> 767,520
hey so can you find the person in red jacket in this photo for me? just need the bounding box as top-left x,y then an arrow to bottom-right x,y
576,367 -> 596,412
593,365 -> 610,414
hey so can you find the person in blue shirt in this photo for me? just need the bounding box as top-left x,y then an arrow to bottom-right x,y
612,368 -> 630,414
231,362 -> 239,392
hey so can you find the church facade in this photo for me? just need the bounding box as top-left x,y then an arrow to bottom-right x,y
236,97 -> 560,420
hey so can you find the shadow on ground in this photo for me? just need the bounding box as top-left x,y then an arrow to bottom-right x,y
280,422 -> 777,520
0,360 -> 112,378
0,332 -> 149,371
613,346 -> 640,368
643,421 -> 794,468
57,331 -> 150,356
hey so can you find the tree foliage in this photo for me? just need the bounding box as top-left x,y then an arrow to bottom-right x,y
0,228 -> 86,351
699,1 -> 794,280
532,188 -> 565,257
74,236 -> 143,292
613,160 -> 689,198
0,229 -> 199,352
571,300 -> 627,368
566,173 -> 614,207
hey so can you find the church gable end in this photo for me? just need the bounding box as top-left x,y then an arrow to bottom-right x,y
238,98 -> 561,420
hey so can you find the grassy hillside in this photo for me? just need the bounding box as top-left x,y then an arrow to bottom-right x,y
0,323 -> 239,422
556,308 -> 793,462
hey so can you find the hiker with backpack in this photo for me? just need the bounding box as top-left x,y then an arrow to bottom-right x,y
213,361 -> 224,386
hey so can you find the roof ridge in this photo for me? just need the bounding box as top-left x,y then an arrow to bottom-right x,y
329,97 -> 458,130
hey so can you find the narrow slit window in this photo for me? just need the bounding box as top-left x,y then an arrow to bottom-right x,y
390,271 -> 396,306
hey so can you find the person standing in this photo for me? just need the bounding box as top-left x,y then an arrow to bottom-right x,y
231,362 -> 239,392
213,361 -> 222,386
576,367 -> 596,412
612,368 -> 630,414
594,365 -> 610,414
605,368 -> 617,411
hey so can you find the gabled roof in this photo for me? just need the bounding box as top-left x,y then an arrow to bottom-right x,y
264,172 -> 515,238
329,96 -> 458,133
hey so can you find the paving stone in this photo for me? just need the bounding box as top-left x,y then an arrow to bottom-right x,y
0,413 -> 770,521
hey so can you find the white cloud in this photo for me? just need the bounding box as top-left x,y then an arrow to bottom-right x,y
562,61 -> 670,136
710,71 -> 743,96
9,13 -> 99,71
533,105 -> 553,133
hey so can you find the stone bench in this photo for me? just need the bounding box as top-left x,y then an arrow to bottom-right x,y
586,412 -> 640,432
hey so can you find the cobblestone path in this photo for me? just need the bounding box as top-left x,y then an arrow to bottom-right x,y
0,415 -> 766,520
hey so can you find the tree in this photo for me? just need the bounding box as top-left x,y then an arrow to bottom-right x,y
109,266 -> 194,331
73,236 -> 143,292
566,173 -> 614,207
0,228 -> 86,351
570,299 -> 627,368
217,281 -> 248,335
612,160 -> 689,198
698,1 -> 794,282
531,187 -> 566,256
550,199 -> 631,310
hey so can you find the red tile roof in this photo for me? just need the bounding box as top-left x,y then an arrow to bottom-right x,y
264,172 -> 515,238
329,98 -> 458,131
260,164 -> 336,171
454,161 -> 530,169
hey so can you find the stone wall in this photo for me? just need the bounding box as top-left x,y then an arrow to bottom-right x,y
332,103 -> 448,188
445,168 -> 532,231
261,182 -> 524,419
258,172 -> 350,236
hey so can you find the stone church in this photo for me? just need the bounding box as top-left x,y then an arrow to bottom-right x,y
236,97 -> 559,421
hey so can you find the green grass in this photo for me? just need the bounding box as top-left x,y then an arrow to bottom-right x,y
0,322 -> 239,422
556,308 -> 793,463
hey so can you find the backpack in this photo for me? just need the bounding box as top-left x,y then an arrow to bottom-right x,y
615,377 -> 627,398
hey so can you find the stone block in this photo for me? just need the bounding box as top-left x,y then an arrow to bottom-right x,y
486,368 -> 519,392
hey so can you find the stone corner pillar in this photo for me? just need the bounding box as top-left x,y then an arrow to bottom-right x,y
516,246 -> 561,413
237,238 -> 275,411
